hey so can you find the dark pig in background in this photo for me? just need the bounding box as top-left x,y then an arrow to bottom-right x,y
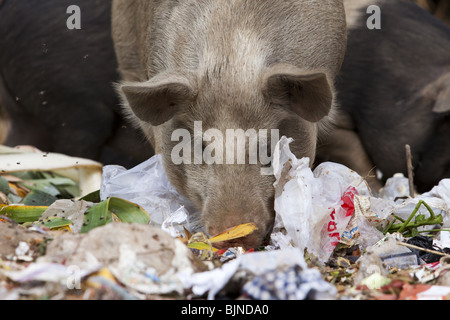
112,0 -> 347,249
0,0 -> 152,167
318,0 -> 450,193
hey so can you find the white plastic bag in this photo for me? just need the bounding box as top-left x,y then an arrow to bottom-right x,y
271,137 -> 371,263
100,155 -> 202,233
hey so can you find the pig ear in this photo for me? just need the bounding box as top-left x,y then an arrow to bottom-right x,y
121,75 -> 196,126
262,64 -> 333,122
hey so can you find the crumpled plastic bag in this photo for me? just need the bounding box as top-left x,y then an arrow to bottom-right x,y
100,154 -> 203,234
378,173 -> 411,200
420,179 -> 450,227
350,175 -> 450,249
270,137 -> 371,263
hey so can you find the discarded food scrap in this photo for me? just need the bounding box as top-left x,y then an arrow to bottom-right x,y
187,223 -> 258,260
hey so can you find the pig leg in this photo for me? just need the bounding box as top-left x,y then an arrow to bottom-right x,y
317,127 -> 383,192
0,100 -> 9,145
99,118 -> 155,167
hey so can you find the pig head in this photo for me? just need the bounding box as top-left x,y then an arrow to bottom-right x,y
112,0 -> 347,249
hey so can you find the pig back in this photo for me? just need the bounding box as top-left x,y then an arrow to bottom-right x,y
338,0 -> 450,191
113,0 -> 347,83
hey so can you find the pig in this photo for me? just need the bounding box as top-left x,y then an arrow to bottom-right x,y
0,0 -> 152,167
112,0 -> 347,249
317,0 -> 450,193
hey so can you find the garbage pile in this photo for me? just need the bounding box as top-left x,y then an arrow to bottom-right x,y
1,139 -> 450,300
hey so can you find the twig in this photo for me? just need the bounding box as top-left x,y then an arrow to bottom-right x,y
398,241 -> 450,258
405,144 -> 415,198
416,228 -> 450,234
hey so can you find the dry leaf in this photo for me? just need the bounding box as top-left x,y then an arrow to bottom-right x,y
209,222 -> 258,244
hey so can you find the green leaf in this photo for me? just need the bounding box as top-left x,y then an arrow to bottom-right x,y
7,193 -> 22,204
0,205 -> 48,223
81,200 -> 110,233
79,189 -> 101,203
17,172 -> 78,199
414,214 -> 426,224
10,171 -> 44,180
187,242 -> 214,251
39,176 -> 77,187
35,216 -> 73,229
80,197 -> 150,233
0,176 -> 10,195
19,180 -> 61,197
22,190 -> 58,206
108,197 -> 150,225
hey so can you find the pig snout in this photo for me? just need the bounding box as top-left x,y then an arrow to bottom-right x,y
201,182 -> 275,250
